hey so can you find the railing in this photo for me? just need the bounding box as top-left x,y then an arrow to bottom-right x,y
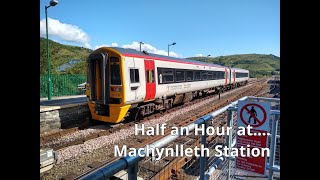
205,96 -> 280,180
40,74 -> 86,98
77,96 -> 280,180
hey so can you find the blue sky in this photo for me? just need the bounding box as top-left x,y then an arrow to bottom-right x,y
40,0 -> 279,58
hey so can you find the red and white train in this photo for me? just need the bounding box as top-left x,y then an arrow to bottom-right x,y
86,47 -> 249,123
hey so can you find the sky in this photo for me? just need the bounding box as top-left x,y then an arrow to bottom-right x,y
40,0 -> 280,58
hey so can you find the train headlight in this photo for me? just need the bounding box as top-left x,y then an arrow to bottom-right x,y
111,87 -> 121,92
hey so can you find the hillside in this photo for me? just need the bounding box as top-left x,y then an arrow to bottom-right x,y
40,38 -> 279,77
40,37 -> 92,74
188,54 -> 280,77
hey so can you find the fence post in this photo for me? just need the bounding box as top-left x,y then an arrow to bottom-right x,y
268,114 -> 278,180
200,121 -> 208,180
226,109 -> 234,180
128,163 -> 138,180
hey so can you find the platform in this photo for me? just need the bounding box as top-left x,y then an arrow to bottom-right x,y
40,95 -> 90,133
40,95 -> 86,112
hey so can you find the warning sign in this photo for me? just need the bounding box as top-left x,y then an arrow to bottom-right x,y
236,100 -> 271,175
239,102 -> 270,131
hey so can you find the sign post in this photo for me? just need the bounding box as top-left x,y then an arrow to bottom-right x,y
236,100 -> 271,175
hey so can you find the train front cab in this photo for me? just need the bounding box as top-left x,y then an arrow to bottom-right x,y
86,47 -> 130,123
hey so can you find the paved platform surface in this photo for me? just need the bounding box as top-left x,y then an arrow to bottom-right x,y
40,95 -> 86,112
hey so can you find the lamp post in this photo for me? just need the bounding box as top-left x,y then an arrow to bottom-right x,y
139,41 -> 144,51
45,0 -> 58,100
168,42 -> 176,56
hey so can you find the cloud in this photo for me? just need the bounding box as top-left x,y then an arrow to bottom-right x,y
94,42 -> 119,49
195,53 -> 204,57
40,18 -> 90,48
39,18 -> 183,57
122,41 -> 182,58
111,42 -> 118,47
94,44 -> 110,49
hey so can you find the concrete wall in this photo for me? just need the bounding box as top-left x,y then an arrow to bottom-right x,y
40,103 -> 91,134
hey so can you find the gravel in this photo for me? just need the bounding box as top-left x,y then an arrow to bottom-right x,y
41,125 -> 108,148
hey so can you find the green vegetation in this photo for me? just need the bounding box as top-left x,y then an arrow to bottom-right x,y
40,37 -> 92,74
188,54 -> 280,78
40,37 -> 279,78
40,38 -> 90,97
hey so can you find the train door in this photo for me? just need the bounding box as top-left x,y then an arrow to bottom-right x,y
88,52 -> 109,105
144,59 -> 156,101
233,70 -> 236,84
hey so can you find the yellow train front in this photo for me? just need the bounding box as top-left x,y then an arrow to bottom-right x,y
86,47 -> 249,123
86,47 -> 131,123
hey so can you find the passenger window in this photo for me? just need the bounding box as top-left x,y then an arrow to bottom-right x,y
236,72 -> 248,78
201,71 -> 208,80
186,71 -> 194,81
150,70 -> 154,83
175,70 -> 185,82
162,69 -> 174,83
195,71 -> 201,80
208,72 -> 213,80
130,69 -> 139,83
146,70 -> 154,83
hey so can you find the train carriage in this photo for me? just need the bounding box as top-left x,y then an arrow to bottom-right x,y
86,47 -> 249,123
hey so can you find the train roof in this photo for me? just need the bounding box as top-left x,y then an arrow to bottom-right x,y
110,47 -> 227,69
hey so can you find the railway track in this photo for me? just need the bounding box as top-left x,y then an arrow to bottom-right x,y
65,78 -> 268,180
40,78 -> 261,151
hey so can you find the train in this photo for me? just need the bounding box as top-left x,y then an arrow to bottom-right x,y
85,47 -> 249,123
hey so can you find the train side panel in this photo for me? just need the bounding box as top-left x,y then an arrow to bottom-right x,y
124,57 -> 146,105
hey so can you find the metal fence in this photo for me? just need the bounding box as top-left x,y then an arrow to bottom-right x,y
40,74 -> 86,98
77,96 -> 280,180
